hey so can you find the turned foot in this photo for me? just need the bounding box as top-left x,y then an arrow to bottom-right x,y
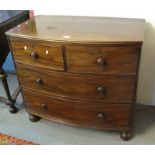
9,105 -> 18,114
29,114 -> 41,122
120,131 -> 132,141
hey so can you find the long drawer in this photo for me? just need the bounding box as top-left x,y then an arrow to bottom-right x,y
16,63 -> 136,102
10,39 -> 64,71
66,44 -> 140,74
23,89 -> 132,130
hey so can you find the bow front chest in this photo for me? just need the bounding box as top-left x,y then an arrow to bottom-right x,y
6,16 -> 145,140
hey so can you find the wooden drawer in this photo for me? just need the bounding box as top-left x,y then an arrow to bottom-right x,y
66,45 -> 140,74
16,64 -> 136,102
23,89 -> 132,129
10,39 -> 64,71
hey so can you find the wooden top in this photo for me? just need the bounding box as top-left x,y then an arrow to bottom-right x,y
6,15 -> 145,43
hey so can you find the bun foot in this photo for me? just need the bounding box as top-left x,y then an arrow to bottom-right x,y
29,114 -> 41,122
9,105 -> 18,114
120,131 -> 132,141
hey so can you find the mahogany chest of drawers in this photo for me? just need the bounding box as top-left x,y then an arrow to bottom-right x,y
6,16 -> 145,140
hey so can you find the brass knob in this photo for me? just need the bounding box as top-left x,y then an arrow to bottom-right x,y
35,78 -> 43,85
40,103 -> 47,110
96,58 -> 106,66
97,86 -> 106,94
30,52 -> 39,59
98,113 -> 105,120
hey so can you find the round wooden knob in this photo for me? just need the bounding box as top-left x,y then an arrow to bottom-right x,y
96,58 -> 106,66
30,52 -> 39,59
40,103 -> 47,110
97,86 -> 106,94
98,113 -> 105,120
35,78 -> 43,85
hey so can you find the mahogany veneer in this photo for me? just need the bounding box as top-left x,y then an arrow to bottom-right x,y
6,15 -> 145,140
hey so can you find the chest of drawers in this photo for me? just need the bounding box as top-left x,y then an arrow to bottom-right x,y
6,16 -> 145,140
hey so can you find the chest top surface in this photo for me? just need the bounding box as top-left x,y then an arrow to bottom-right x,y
6,15 -> 145,43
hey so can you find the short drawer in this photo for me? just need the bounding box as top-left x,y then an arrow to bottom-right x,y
16,64 -> 136,103
66,45 -> 140,74
23,89 -> 132,129
10,39 -> 64,71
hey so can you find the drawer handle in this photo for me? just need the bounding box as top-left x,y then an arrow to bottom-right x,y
40,103 -> 47,110
97,86 -> 106,94
98,112 -> 105,120
30,52 -> 39,59
96,58 -> 106,66
35,78 -> 43,85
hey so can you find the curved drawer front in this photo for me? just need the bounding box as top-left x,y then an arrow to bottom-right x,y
66,45 -> 140,74
23,89 -> 132,129
16,64 -> 136,102
10,39 -> 64,71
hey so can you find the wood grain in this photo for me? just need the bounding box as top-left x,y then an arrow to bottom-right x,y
6,15 -> 145,140
16,63 -> 136,103
10,38 -> 64,71
23,89 -> 132,130
66,44 -> 140,74
6,15 -> 145,42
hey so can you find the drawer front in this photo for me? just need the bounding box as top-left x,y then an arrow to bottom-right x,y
10,39 -> 64,71
66,45 -> 140,74
16,64 -> 136,102
23,89 -> 132,129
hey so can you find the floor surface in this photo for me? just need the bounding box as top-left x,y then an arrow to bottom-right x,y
0,74 -> 155,144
